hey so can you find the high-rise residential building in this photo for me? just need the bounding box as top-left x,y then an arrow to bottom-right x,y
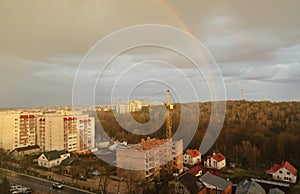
37,113 -> 64,152
0,110 -> 95,154
0,111 -> 20,151
77,116 -> 95,153
116,137 -> 183,182
0,111 -> 39,151
38,113 -> 95,153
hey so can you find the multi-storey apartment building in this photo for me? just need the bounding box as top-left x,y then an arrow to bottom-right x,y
0,111 -> 20,151
0,111 -> 39,151
63,115 -> 95,153
0,110 -> 95,154
37,113 -> 64,152
38,113 -> 95,153
114,100 -> 143,114
116,137 -> 183,181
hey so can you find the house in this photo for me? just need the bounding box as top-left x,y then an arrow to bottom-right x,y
198,172 -> 232,194
204,152 -> 226,170
183,149 -> 201,166
9,145 -> 40,159
266,161 -> 297,183
177,172 -> 203,194
188,165 -> 202,177
38,150 -> 70,168
235,180 -> 265,194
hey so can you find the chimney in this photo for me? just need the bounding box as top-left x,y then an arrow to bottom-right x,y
147,136 -> 150,142
213,152 -> 216,156
141,138 -> 145,144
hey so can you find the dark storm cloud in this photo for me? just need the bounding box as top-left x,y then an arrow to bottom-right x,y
0,0 -> 299,106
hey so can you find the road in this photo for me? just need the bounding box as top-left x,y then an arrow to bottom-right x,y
0,168 -> 94,194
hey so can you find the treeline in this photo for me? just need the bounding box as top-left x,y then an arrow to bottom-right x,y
95,101 -> 300,170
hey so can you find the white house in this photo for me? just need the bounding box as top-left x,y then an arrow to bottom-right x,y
38,150 -> 70,168
204,152 -> 226,170
266,161 -> 297,183
183,149 -> 201,166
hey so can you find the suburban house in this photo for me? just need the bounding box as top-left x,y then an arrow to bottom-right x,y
266,161 -> 297,183
235,180 -> 266,194
9,145 -> 40,159
38,150 -> 70,168
198,172 -> 232,194
183,149 -> 201,166
204,152 -> 226,170
176,172 -> 203,194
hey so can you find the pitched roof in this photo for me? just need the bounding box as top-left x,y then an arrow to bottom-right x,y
266,164 -> 281,174
60,157 -> 75,166
199,172 -> 231,190
43,150 -> 68,160
189,165 -> 202,176
208,153 -> 226,162
283,161 -> 297,176
11,145 -> 39,153
178,172 -> 203,193
235,180 -> 265,194
266,161 -> 297,176
186,149 -> 200,157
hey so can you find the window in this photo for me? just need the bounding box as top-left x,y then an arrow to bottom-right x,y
279,170 -> 282,174
287,172 -> 290,175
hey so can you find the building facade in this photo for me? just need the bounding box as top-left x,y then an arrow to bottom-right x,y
183,149 -> 201,166
0,110 -> 95,154
38,150 -> 70,168
0,111 -> 39,151
204,152 -> 226,170
37,113 -> 64,152
266,161 -> 297,183
116,137 -> 183,181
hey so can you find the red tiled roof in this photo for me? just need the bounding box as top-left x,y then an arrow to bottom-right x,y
211,153 -> 226,162
186,149 -> 200,157
266,164 -> 281,174
189,165 -> 202,176
266,161 -> 297,176
283,161 -> 297,176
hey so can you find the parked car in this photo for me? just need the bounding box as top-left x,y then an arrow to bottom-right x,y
52,182 -> 63,189
10,185 -> 32,194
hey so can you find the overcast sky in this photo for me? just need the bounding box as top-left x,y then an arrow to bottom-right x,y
0,0 -> 299,107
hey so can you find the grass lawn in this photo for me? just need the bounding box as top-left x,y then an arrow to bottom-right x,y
219,168 -> 264,182
291,182 -> 300,194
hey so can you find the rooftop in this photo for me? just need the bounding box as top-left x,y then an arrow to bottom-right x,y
266,161 -> 297,176
11,145 -> 39,153
186,149 -> 200,157
199,172 -> 231,190
208,153 -> 226,162
235,180 -> 265,194
43,150 -> 69,160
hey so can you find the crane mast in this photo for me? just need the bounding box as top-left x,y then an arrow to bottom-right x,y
166,90 -> 173,139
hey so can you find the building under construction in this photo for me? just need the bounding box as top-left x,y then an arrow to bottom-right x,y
116,137 -> 183,181
116,90 -> 183,181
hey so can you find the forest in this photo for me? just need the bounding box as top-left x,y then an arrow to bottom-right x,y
95,100 -> 300,170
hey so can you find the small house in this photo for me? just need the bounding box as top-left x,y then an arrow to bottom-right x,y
38,150 -> 70,168
266,161 -> 297,183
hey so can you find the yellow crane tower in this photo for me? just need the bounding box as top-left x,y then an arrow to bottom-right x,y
166,90 -> 174,139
